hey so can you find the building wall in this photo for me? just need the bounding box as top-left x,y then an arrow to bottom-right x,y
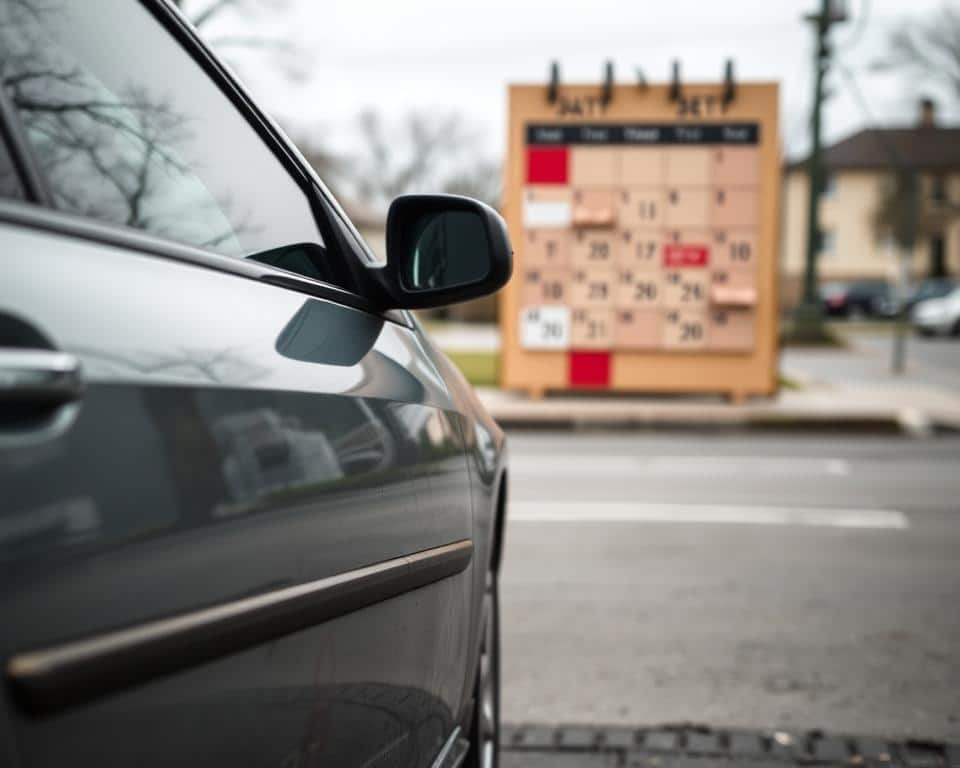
781,168 -> 960,310
938,174 -> 960,277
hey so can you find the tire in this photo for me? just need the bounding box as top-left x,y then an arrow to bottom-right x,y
952,318 -> 960,338
465,573 -> 500,768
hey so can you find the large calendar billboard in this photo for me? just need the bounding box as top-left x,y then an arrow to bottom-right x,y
500,81 -> 780,400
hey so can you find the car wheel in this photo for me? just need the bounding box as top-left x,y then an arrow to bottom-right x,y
952,319 -> 960,338
466,573 -> 500,768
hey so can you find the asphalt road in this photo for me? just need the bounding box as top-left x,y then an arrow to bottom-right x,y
499,431 -> 960,742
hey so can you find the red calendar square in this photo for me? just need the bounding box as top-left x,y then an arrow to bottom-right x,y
526,147 -> 569,184
663,243 -> 710,268
569,350 -> 611,388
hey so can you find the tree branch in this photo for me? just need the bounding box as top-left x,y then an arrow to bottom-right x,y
190,0 -> 239,29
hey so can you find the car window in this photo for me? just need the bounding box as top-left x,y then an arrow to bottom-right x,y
0,0 -> 338,281
919,281 -> 955,300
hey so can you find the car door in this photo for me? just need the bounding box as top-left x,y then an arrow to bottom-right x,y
0,1 -> 475,766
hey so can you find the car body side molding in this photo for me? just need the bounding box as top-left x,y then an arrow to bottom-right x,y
6,539 -> 473,717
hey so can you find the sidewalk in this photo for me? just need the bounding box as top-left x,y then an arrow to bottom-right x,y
476,382 -> 960,433
431,323 -> 960,433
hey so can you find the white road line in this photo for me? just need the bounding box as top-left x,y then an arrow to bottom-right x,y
512,456 -> 637,474
509,502 -> 908,530
825,459 -> 850,476
512,455 -> 853,477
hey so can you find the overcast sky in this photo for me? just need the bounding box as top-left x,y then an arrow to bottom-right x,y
198,0 -> 957,165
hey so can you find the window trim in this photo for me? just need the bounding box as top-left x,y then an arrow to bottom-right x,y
0,199 -> 412,324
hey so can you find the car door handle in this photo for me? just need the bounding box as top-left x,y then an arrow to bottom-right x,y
0,349 -> 84,404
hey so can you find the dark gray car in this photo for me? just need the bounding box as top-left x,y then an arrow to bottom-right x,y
0,2 -> 510,766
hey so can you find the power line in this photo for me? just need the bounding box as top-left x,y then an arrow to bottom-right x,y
835,62 -> 906,168
835,0 -> 871,57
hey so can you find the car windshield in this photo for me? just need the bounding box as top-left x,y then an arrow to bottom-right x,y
820,281 -> 847,296
916,280 -> 956,300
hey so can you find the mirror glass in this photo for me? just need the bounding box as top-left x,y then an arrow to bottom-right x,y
401,210 -> 491,292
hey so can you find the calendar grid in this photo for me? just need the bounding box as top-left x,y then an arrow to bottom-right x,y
520,127 -> 760,353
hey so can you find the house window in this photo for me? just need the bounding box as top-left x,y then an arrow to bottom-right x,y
931,175 -> 947,203
822,172 -> 837,198
819,229 -> 836,257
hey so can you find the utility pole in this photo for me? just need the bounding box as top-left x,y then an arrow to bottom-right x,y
891,169 -> 918,374
794,0 -> 847,341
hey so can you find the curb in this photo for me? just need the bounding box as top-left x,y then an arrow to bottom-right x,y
485,406 -> 932,435
477,390 -> 960,435
490,410 -> 910,434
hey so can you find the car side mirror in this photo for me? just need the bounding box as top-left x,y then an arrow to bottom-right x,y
373,194 -> 512,309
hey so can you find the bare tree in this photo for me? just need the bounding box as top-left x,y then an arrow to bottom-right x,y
348,108 -> 501,211
873,171 -> 960,277
879,3 -> 960,105
284,131 -> 349,196
869,4 -> 960,278
351,109 -> 464,206
442,159 -> 502,209
170,0 -> 287,32
170,0 -> 309,83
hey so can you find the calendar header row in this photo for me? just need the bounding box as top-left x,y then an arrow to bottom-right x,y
526,123 -> 760,146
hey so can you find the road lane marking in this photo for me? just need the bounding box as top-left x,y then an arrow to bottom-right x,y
825,459 -> 850,476
512,455 -> 852,477
509,502 -> 908,529
512,456 -> 637,474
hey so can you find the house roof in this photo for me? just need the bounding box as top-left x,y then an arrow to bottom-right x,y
787,126 -> 960,172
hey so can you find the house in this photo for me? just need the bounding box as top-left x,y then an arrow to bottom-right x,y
781,99 -> 960,309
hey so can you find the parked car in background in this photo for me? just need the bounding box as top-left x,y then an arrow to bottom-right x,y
820,280 -> 896,319
904,278 -> 957,313
912,286 -> 960,337
0,1 -> 511,766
